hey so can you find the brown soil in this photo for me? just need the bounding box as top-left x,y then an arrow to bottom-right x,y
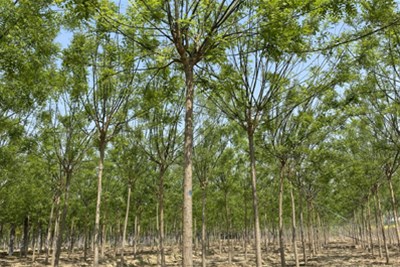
1,238 -> 400,266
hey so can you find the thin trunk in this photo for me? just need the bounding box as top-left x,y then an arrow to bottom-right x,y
272,221 -> 277,245
194,219 -> 197,253
312,214 -> 318,254
39,223 -> 43,254
156,203 -> 159,255
244,196 -> 248,260
134,215 -> 138,257
94,142 -> 106,267
367,199 -> 374,255
54,172 -> 73,266
68,220 -> 75,258
84,227 -> 88,262
219,230 -> 222,254
316,212 -> 321,252
224,191 -> 232,264
355,211 -> 360,246
32,224 -> 38,262
0,224 -> 2,249
183,65 -> 194,267
248,131 -> 262,267
278,161 -> 286,267
374,193 -> 382,258
101,223 -> 106,259
307,199 -> 315,256
159,167 -> 166,267
52,203 -> 61,266
8,224 -> 15,256
113,222 -> 119,257
376,191 -> 390,264
264,213 -> 268,253
138,219 -> 141,253
291,187 -> 299,267
363,207 -> 368,250
121,185 -> 131,263
352,211 -> 357,246
387,177 -> 400,247
299,194 -> 307,264
22,216 -> 29,258
45,198 -> 56,264
201,185 -> 207,267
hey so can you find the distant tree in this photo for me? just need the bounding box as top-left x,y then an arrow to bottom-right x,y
135,69 -> 183,266
62,3 -> 140,263
38,88 -> 93,266
193,112 -> 229,267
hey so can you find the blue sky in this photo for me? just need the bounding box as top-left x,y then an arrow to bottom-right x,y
55,29 -> 73,49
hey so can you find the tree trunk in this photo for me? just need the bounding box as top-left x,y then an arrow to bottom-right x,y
9,224 -> 15,256
247,131 -> 262,267
32,224 -> 38,262
45,198 -> 56,264
0,224 -> 2,250
201,185 -> 207,267
299,194 -> 307,264
361,207 -> 367,250
121,185 -> 131,263
84,227 -> 88,262
52,199 -> 62,266
134,215 -> 138,257
376,191 -> 390,264
68,220 -> 75,258
367,198 -> 374,255
387,177 -> 400,248
159,167 -> 166,267
291,187 -> 299,267
183,65 -> 194,267
315,212 -> 321,253
352,211 -> 357,246
94,141 -> 106,267
22,216 -> 29,258
374,194 -> 382,258
306,199 -> 315,257
101,223 -> 106,259
194,219 -> 197,253
53,171 -> 73,266
113,222 -> 119,258
278,161 -> 286,267
244,195 -> 248,260
264,213 -> 268,253
39,223 -> 44,254
224,191 -> 233,264
323,223 -> 328,247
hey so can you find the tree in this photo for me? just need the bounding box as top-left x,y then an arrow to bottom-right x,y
63,4 -> 140,263
347,15 -> 400,251
0,2 -> 59,243
122,1 -> 244,264
0,0 -> 59,117
193,112 -> 229,267
261,85 -> 346,265
136,69 -> 183,266
110,131 -> 148,263
38,88 -> 93,266
200,1 -> 346,263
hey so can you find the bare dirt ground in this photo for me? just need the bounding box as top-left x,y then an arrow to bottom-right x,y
1,238 -> 400,266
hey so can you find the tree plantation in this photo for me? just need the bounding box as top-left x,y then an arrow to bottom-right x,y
3,0 -> 400,266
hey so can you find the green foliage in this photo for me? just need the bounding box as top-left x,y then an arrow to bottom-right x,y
0,0 -> 59,115
5,0 -> 400,254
